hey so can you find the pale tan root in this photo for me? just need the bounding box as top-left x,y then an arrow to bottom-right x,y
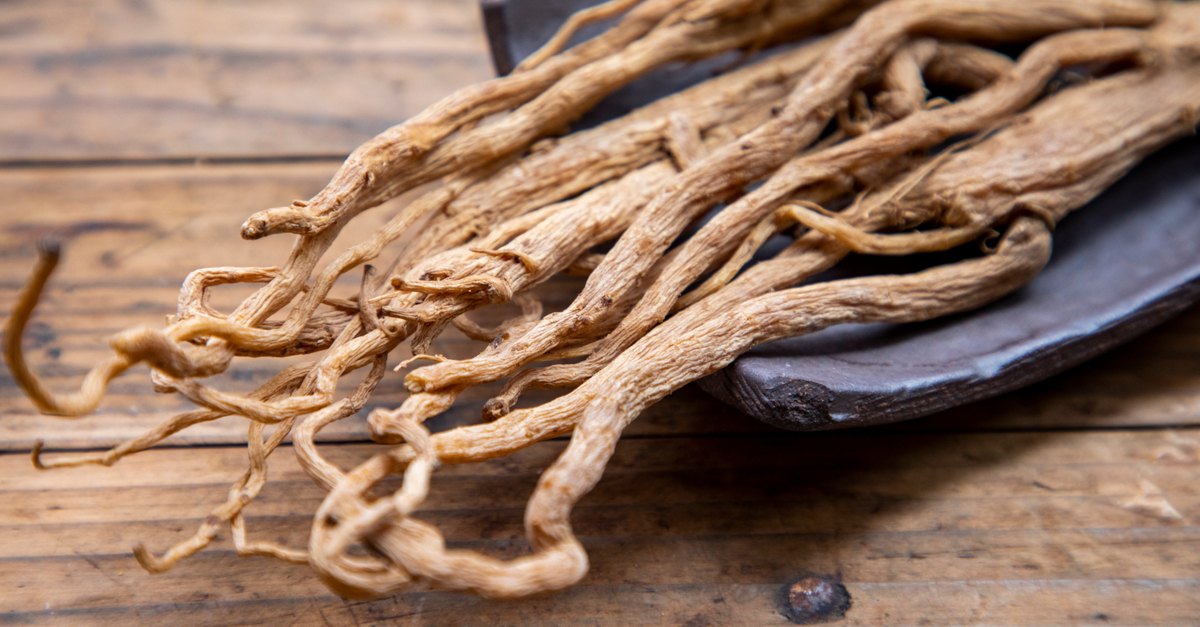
404,0 -> 1158,395
313,216 -> 1049,597
8,0 -> 1200,601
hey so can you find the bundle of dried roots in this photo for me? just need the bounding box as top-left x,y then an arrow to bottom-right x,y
5,0 -> 1200,600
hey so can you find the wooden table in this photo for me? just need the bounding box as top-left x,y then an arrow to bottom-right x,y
1,1 -> 1198,625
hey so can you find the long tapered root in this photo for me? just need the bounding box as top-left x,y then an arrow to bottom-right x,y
5,0 -> 1200,601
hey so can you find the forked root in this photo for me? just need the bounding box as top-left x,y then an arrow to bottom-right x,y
314,216 -> 1050,597
4,0 -> 1200,602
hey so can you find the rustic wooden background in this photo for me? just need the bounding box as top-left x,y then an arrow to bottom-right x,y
1,1 -> 1198,625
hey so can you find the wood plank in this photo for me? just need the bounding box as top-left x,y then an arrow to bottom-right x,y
5,160 -> 1200,454
0,419 -> 1196,620
0,162 -> 407,448
6,429 -> 1199,491
2,519 -> 1197,615
0,429 -> 1194,568
0,162 -> 600,448
4,295 -> 1199,448
1,580 -> 1197,627
0,163 -> 404,283
0,0 -> 492,160
3,458 -> 1197,531
7,317 -> 1200,449
0,422 -> 1195,614
5,486 -> 1198,559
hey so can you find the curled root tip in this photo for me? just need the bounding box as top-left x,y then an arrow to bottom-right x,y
37,239 -> 62,261
30,439 -> 46,470
132,543 -> 171,574
5,240 -> 108,417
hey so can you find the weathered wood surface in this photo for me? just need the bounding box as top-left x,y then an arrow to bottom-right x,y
0,0 -> 492,161
0,1 -> 1198,625
1,429 -> 1198,625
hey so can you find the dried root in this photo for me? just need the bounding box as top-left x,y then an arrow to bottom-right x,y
5,0 -> 1200,601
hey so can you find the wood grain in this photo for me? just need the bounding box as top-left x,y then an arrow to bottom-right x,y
4,163 -> 1200,450
3,581 -> 1197,627
1,0 -> 1198,625
0,430 -> 1197,624
0,0 -> 492,161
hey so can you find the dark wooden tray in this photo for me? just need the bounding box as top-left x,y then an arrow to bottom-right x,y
482,0 -> 1200,431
